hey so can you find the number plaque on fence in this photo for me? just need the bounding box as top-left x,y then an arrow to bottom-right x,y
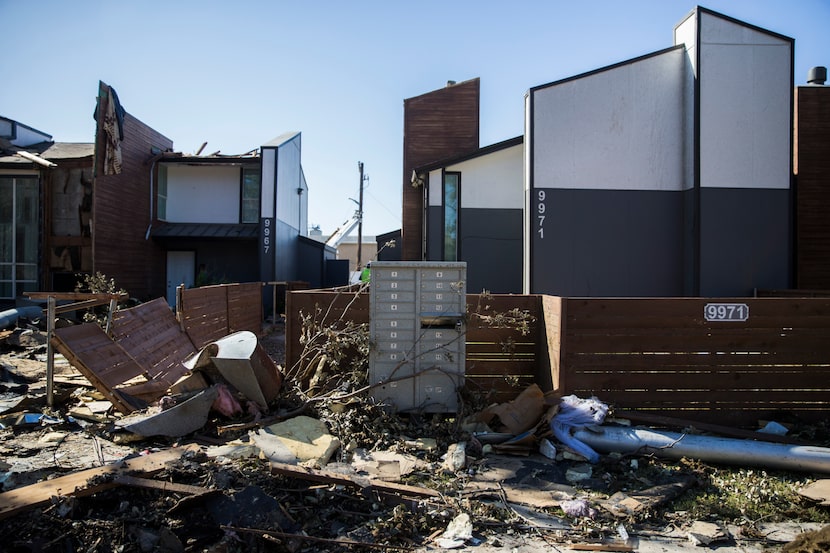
704,303 -> 749,322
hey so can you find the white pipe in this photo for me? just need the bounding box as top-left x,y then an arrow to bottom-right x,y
573,426 -> 830,473
15,150 -> 56,168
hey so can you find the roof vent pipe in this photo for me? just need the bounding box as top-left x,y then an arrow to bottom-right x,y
807,66 -> 827,85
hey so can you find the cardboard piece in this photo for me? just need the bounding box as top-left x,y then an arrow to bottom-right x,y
799,479 -> 830,505
470,383 -> 545,435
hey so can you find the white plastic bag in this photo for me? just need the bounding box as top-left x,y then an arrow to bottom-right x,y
550,395 -> 608,463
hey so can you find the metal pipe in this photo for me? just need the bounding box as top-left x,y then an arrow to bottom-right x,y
0,306 -> 43,328
573,426 -> 830,473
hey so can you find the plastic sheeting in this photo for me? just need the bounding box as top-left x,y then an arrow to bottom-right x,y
550,395 -> 609,463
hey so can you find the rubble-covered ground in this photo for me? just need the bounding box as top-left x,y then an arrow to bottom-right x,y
1,321 -> 829,553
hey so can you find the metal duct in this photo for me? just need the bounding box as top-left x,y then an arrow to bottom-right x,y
573,426 -> 830,473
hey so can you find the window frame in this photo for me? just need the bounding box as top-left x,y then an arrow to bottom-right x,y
0,175 -> 40,299
156,164 -> 168,222
240,166 -> 261,224
442,171 -> 460,261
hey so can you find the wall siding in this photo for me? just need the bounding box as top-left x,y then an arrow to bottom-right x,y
795,86 -> 830,290
402,79 -> 480,261
94,91 -> 173,301
530,189 -> 685,297
699,188 -> 792,296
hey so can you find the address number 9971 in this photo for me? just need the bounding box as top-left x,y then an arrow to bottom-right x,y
704,303 -> 749,322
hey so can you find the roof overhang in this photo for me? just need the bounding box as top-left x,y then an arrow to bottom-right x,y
151,223 -> 258,240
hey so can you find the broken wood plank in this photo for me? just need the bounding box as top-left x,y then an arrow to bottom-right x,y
269,461 -> 440,499
599,477 -> 697,517
24,292 -> 128,301
568,543 -> 635,552
51,323 -> 146,414
225,525 -> 413,551
799,479 -> 830,505
0,444 -> 200,520
113,474 -> 212,496
613,410 -> 810,445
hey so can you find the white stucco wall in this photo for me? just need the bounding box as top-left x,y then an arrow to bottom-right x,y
531,47 -> 686,192
165,164 -> 241,223
428,170 -> 442,207
697,11 -> 791,190
426,144 -> 523,209
451,145 -> 523,209
675,11 -> 697,191
276,134 -> 303,226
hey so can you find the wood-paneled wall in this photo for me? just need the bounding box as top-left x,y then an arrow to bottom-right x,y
402,79 -> 480,260
795,86 -> 830,289
93,84 -> 173,300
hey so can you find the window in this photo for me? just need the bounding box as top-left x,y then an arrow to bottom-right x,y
0,176 -> 39,299
443,172 -> 459,261
241,167 -> 260,223
157,165 -> 168,221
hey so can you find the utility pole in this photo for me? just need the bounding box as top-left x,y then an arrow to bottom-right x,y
357,161 -> 367,269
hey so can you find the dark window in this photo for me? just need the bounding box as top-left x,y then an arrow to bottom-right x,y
157,165 -> 168,221
241,167 -> 260,223
443,172 -> 459,261
0,176 -> 39,298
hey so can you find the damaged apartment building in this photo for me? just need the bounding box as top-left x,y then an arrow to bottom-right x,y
1,81 -> 336,310
0,116 -> 95,305
403,6 -> 830,297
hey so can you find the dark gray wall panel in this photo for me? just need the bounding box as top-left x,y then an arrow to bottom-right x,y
699,188 -> 791,296
275,219 -> 298,282
426,205 -> 444,261
530,189 -> 684,296
162,239 -> 259,284
460,208 -> 522,293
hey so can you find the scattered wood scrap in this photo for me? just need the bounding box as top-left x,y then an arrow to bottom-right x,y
599,477 -> 697,517
0,444 -> 200,520
613,410 -> 809,445
269,460 -> 440,502
799,479 -> 830,505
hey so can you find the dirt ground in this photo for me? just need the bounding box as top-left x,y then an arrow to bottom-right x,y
0,322 -> 828,552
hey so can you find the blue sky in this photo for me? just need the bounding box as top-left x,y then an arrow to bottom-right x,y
2,0 -> 828,237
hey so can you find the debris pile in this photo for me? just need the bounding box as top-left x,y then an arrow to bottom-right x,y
0,308 -> 829,552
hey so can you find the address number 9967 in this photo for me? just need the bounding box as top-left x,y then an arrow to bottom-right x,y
704,303 -> 749,322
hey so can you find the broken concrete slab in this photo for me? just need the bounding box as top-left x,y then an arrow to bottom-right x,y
685,521 -> 729,546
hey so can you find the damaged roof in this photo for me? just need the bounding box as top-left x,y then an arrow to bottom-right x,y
0,138 -> 94,166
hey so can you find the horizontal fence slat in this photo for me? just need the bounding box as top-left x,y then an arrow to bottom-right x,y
569,370 -> 830,391
565,333 -> 830,353
567,352 -> 830,368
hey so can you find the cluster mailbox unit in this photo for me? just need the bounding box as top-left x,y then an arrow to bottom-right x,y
369,262 -> 467,412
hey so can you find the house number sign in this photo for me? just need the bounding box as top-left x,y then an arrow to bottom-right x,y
704,303 -> 749,322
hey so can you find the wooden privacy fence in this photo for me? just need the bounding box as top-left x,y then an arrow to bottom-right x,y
286,290 -> 557,405
287,291 -> 830,426
177,282 -> 264,348
50,283 -> 272,414
551,296 -> 830,425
